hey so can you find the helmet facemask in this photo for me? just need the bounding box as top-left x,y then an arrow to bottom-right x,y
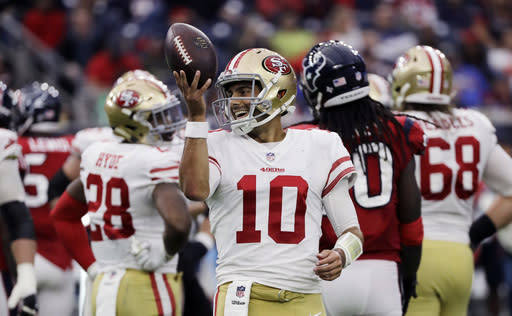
105,79 -> 186,145
133,95 -> 186,145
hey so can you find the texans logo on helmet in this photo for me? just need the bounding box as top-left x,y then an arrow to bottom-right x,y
301,51 -> 326,93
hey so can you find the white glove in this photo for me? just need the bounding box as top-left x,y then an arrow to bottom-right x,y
130,237 -> 172,271
86,261 -> 101,281
7,263 -> 37,309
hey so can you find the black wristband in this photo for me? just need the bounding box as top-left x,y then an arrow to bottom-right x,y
469,214 -> 496,247
48,168 -> 72,201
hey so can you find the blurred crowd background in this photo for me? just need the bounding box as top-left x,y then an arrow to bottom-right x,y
1,0 -> 512,315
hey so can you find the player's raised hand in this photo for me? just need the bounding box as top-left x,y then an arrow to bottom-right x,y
314,249 -> 343,281
173,70 -> 211,120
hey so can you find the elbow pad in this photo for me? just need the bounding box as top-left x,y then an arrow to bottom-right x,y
0,201 -> 36,241
48,168 -> 72,201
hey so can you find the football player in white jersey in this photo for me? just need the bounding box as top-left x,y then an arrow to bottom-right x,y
47,69 -> 169,206
390,45 -> 512,316
50,78 -> 192,316
174,48 -> 363,316
0,82 -> 38,315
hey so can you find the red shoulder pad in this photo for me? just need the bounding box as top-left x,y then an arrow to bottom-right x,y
395,116 -> 426,155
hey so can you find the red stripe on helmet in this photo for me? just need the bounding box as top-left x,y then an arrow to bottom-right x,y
438,50 -> 445,94
228,49 -> 253,71
422,46 -> 435,93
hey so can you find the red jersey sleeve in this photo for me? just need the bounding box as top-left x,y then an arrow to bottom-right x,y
396,116 -> 426,155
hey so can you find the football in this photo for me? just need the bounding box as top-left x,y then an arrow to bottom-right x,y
165,23 -> 218,88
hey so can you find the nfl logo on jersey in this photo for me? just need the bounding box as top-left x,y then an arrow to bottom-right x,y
266,152 -> 275,161
236,286 -> 246,298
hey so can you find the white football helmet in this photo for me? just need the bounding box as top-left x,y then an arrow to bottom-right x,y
368,73 -> 392,108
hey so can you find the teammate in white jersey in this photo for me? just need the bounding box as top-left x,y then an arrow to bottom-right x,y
0,82 -> 38,315
51,78 -> 192,316
174,47 -> 363,316
390,45 -> 512,316
47,69 -> 172,205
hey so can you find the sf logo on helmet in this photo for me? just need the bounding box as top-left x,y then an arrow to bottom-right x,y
263,56 -> 291,75
116,89 -> 140,108
302,51 -> 326,93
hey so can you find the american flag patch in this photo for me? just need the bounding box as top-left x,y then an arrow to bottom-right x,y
236,286 -> 246,298
417,77 -> 429,88
333,77 -> 346,87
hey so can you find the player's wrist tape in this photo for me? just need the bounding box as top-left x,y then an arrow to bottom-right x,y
334,231 -> 363,268
185,121 -> 209,138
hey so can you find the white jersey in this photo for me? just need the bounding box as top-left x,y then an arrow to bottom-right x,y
80,141 -> 181,273
408,109 -> 499,244
0,128 -> 20,162
206,128 -> 355,293
71,127 -> 122,157
0,128 -> 25,205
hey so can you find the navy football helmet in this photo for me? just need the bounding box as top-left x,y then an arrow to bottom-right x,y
14,82 -> 61,135
0,81 -> 15,130
300,40 -> 369,111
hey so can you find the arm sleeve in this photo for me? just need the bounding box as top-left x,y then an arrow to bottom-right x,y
482,145 -> 512,196
322,133 -> 357,197
322,178 -> 360,236
47,168 -> 72,201
50,191 -> 95,270
207,156 -> 221,199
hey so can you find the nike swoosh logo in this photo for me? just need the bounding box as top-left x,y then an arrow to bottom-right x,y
309,313 -> 322,316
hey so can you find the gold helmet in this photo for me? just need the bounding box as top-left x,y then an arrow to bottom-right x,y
104,78 -> 186,144
114,69 -> 172,98
390,45 -> 453,110
368,73 -> 392,108
115,69 -> 156,86
212,48 -> 297,135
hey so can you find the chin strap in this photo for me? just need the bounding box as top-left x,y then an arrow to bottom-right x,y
396,83 -> 410,110
232,94 -> 296,135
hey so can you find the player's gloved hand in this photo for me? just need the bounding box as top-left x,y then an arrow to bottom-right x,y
130,237 -> 173,271
401,277 -> 417,315
7,263 -> 37,314
86,261 -> 101,281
